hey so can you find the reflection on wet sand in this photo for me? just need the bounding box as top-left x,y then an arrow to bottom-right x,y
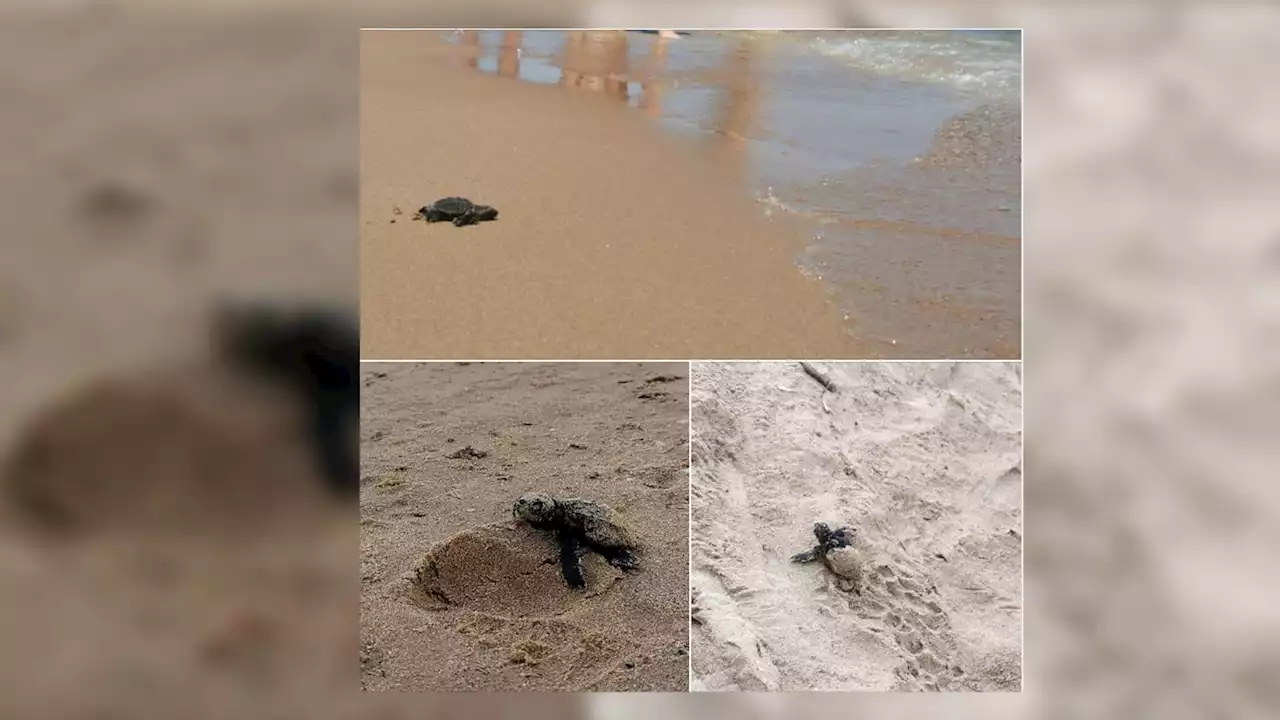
459,30 -> 480,70
638,36 -> 671,117
713,37 -> 764,145
558,31 -> 584,88
466,30 -> 764,182
700,36 -> 765,180
498,30 -> 522,79
515,30 -> 760,142
559,30 -> 629,101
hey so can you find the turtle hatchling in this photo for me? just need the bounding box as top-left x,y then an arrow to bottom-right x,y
512,492 -> 639,589
413,197 -> 499,227
791,521 -> 863,594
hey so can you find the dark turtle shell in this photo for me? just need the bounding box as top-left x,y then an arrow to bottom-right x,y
415,196 -> 498,226
426,197 -> 475,215
791,522 -> 856,564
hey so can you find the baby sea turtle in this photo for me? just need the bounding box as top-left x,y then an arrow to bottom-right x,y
413,197 -> 499,227
512,492 -> 639,589
212,299 -> 358,499
791,522 -> 863,594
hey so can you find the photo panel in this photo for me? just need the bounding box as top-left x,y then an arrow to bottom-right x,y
689,361 -> 1022,691
359,362 -> 690,691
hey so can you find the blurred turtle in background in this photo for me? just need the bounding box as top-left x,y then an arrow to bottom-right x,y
213,299 -> 358,499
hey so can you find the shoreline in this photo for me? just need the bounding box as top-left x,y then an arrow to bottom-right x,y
360,31 -> 861,360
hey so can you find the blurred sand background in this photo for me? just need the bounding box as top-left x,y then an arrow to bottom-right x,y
360,362 -> 688,691
0,0 -> 1275,718
690,362 -> 1020,691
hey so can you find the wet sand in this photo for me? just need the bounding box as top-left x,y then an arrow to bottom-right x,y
360,31 -> 859,360
797,102 -> 1022,359
359,362 -> 689,691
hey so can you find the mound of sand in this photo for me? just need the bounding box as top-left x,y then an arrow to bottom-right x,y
408,522 -> 628,616
2,361 -> 338,540
378,519 -> 650,689
690,361 -> 1022,691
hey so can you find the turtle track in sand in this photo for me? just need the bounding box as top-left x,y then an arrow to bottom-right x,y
836,548 -> 967,691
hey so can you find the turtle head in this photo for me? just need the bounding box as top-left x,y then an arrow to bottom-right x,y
211,298 -> 304,379
814,522 -> 856,549
513,492 -> 558,525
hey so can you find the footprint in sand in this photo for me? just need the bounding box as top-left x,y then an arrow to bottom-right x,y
896,631 -> 925,655
898,576 -> 925,595
872,564 -> 897,582
857,598 -> 888,617
844,548 -> 972,692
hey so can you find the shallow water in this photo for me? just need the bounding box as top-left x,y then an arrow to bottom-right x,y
454,29 -> 1022,359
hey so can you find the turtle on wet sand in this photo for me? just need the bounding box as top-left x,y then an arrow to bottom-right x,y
791,522 -> 863,594
413,197 -> 499,227
512,492 -> 639,589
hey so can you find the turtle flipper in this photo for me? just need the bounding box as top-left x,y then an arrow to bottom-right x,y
790,547 -> 821,564
556,530 -> 586,588
473,205 -> 499,222
307,391 -> 358,498
453,212 -> 477,227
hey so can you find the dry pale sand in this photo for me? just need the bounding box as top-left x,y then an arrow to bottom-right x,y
360,31 -> 859,360
359,362 -> 689,691
690,361 -> 1022,691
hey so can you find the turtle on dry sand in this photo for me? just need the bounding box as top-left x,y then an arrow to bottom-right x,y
791,521 -> 864,594
413,197 -> 499,227
512,492 -> 639,589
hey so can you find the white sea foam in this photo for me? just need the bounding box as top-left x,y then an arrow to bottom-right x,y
809,31 -> 1021,101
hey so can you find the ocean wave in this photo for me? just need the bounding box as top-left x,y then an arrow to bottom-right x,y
755,185 -> 809,219
809,31 -> 1021,100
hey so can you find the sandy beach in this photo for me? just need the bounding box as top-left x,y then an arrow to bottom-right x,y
362,30 -> 1021,360
359,362 -> 689,691
360,31 -> 859,360
690,362 -> 1022,691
